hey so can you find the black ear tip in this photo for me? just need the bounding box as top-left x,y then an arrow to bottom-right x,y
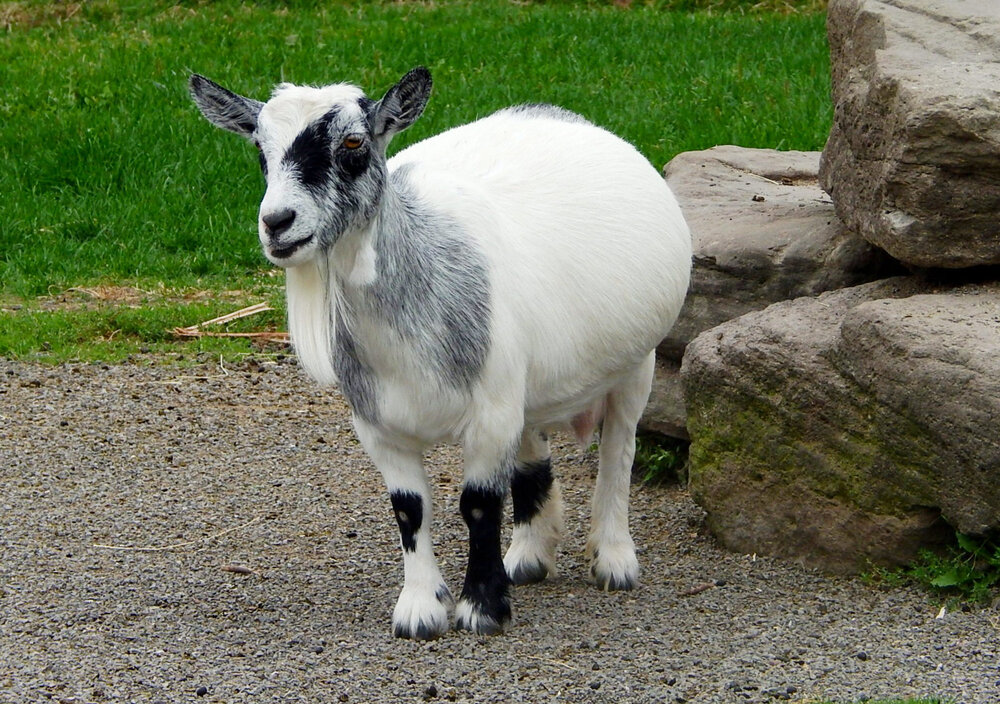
189,74 -> 209,92
407,66 -> 432,87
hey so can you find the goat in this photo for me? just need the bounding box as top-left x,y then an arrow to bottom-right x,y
189,67 -> 691,639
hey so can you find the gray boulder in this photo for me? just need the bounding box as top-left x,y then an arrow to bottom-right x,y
834,284 -> 1000,534
820,0 -> 1000,268
642,147 -> 898,439
641,358 -> 688,440
661,146 -> 897,359
681,278 -> 1000,573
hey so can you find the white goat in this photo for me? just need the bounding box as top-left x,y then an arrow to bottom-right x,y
189,67 -> 691,639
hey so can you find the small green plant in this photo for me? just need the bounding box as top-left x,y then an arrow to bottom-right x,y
633,433 -> 689,484
868,531 -> 1000,605
907,532 -> 1000,603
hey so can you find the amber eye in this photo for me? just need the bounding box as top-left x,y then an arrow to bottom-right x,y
342,135 -> 364,150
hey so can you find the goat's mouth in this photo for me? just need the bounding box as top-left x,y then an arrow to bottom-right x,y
268,235 -> 314,260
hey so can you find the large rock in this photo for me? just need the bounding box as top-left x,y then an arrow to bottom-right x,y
641,358 -> 688,439
642,147 -> 898,439
661,146 -> 895,360
681,278 -> 1000,573
820,0 -> 1000,268
834,286 -> 1000,533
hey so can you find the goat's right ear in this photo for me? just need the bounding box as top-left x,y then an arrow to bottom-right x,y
188,74 -> 263,139
371,67 -> 432,144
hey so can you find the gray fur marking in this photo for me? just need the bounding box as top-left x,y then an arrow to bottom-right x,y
334,304 -> 379,424
363,166 -> 491,389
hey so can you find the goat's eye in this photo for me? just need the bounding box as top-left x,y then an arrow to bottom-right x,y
342,135 -> 364,150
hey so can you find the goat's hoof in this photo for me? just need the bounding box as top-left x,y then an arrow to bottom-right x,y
504,557 -> 550,585
454,596 -> 510,635
391,585 -> 452,640
587,543 -> 640,592
503,526 -> 556,584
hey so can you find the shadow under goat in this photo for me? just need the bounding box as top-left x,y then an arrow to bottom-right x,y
189,66 -> 692,639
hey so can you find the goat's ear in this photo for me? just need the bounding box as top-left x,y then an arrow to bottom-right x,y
188,74 -> 263,139
371,67 -> 432,144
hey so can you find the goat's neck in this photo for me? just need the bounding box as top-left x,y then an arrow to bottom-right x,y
329,220 -> 379,292
286,183 -> 428,385
329,181 -> 416,298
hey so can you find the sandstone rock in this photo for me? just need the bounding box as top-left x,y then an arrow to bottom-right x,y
660,146 -> 897,361
642,147 -> 899,439
681,277 -> 1000,573
640,359 -> 688,440
820,0 -> 1000,268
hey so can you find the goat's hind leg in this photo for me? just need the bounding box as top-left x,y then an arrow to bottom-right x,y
586,351 -> 656,591
355,423 -> 452,640
504,427 -> 564,585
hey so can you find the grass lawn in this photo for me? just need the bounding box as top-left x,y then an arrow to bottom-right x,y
1,0 -> 831,361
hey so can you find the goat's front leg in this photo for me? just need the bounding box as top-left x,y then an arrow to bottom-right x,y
354,422 -> 452,640
454,429 -> 517,635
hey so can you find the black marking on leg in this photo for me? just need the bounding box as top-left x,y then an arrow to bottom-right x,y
435,584 -> 454,605
458,485 -> 511,627
511,458 -> 553,526
389,490 -> 423,553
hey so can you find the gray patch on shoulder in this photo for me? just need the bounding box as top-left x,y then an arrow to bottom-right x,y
333,306 -> 379,424
365,166 -> 492,388
500,104 -> 591,125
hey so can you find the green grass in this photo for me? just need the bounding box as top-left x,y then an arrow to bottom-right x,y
1,0 -> 830,360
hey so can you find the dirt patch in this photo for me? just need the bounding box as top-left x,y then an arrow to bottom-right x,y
7,285 -> 276,313
0,1 -> 83,30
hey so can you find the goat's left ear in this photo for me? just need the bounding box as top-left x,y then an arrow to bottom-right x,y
371,67 -> 432,144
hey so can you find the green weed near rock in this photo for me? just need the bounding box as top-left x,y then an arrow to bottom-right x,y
868,532 -> 1000,606
634,432 -> 689,484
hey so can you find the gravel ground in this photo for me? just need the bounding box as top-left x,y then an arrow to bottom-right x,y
1,356 -> 998,704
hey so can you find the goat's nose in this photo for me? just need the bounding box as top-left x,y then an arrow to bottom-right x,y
262,209 -> 296,238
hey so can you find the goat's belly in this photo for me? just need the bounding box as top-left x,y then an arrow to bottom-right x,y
523,361 -> 634,422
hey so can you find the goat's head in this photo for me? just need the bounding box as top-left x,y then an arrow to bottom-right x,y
189,68 -> 432,266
